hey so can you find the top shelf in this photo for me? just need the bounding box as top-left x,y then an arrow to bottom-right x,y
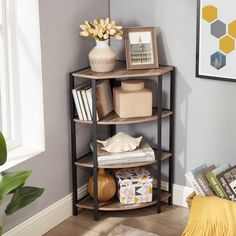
72,62 -> 173,80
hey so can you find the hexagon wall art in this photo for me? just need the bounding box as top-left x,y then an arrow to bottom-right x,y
196,0 -> 236,82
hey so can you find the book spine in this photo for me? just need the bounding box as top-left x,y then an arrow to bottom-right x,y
217,175 -> 236,200
72,89 -> 83,120
81,89 -> 92,120
96,81 -> 113,119
97,152 -> 155,160
206,172 -> 229,199
98,156 -> 155,165
195,174 -> 214,196
86,88 -> 99,121
185,172 -> 205,195
77,90 -> 87,120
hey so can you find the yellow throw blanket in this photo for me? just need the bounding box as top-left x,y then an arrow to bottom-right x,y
182,196 -> 236,236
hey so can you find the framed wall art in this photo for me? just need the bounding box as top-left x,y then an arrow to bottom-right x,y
124,27 -> 159,70
196,0 -> 236,82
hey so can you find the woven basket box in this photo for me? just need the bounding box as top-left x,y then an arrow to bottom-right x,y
186,192 -> 196,210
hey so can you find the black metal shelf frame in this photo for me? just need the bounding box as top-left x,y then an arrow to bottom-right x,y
69,68 -> 175,220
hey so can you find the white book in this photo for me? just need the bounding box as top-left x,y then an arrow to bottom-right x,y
72,89 -> 83,120
85,87 -> 99,121
81,89 -> 92,120
77,89 -> 87,120
98,155 -> 155,166
185,164 -> 209,196
97,141 -> 155,161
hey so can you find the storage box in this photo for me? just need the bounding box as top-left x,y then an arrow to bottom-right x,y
115,167 -> 153,205
113,80 -> 152,118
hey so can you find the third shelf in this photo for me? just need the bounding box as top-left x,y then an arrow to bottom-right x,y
75,151 -> 172,169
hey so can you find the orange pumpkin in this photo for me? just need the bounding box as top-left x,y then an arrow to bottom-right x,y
88,168 -> 116,202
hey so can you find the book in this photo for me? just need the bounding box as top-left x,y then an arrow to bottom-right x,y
96,140 -> 155,161
96,80 -> 114,119
86,87 -> 99,121
81,85 -> 92,120
77,89 -> 87,120
72,88 -> 83,120
205,163 -> 231,199
195,165 -> 216,196
185,164 -> 208,195
98,155 -> 155,166
216,165 -> 236,201
73,81 -> 91,120
90,139 -> 155,165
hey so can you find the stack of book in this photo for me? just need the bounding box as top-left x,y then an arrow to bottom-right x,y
185,164 -> 236,201
90,140 -> 155,166
72,80 -> 113,121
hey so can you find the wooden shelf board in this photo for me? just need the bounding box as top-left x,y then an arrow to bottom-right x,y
73,66 -> 173,79
76,191 -> 171,211
72,64 -> 173,80
74,109 -> 173,125
75,151 -> 171,169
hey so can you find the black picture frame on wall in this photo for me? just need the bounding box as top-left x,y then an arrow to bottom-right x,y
196,0 -> 236,82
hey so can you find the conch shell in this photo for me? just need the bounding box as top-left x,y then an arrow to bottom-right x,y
97,132 -> 142,153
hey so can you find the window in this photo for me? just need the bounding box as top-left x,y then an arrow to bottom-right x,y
0,0 -> 45,171
0,0 -> 20,149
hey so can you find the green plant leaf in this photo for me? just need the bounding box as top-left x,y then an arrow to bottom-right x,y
0,132 -> 7,166
0,171 -> 32,201
5,186 -> 44,215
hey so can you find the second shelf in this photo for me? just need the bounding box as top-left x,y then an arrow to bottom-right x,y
74,108 -> 173,125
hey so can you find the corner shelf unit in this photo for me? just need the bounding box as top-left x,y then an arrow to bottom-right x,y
69,63 -> 175,221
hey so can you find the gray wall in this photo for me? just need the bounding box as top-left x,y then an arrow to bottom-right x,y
5,0 -> 109,231
110,0 -> 236,185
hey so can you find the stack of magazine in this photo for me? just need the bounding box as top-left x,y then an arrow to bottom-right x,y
90,140 -> 155,166
72,80 -> 113,121
185,163 -> 236,201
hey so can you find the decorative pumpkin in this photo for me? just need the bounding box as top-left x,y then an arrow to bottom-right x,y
88,168 -> 116,202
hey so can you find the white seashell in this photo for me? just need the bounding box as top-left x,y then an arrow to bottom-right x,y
97,132 -> 142,153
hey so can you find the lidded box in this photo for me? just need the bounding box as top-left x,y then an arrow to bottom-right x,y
113,80 -> 152,118
115,167 -> 153,205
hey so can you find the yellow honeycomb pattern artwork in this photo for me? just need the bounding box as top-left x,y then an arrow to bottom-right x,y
202,5 -> 236,70
202,5 -> 218,23
228,20 -> 236,39
220,36 -> 235,54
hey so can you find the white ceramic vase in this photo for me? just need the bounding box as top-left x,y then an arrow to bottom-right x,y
89,39 -> 116,72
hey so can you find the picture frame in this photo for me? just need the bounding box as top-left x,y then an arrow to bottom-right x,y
124,27 -> 159,70
196,0 -> 236,82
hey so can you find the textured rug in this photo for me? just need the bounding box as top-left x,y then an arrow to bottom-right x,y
107,224 -> 159,236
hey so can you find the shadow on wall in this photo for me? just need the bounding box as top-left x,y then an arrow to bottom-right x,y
157,29 -> 193,184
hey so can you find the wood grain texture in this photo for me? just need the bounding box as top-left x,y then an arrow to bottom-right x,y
72,64 -> 173,80
74,109 -> 173,125
44,205 -> 188,236
77,191 -> 170,211
75,151 -> 172,169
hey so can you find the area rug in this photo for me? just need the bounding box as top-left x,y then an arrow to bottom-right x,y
107,224 -> 159,236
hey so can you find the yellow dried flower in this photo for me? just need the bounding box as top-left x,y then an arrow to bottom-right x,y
80,18 -> 123,41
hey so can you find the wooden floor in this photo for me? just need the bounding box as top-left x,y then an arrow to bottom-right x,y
44,205 -> 188,236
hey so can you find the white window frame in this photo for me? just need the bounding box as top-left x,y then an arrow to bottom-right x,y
0,0 -> 45,172
0,0 -> 21,150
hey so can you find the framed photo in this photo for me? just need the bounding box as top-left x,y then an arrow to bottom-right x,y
124,27 -> 159,70
196,0 -> 236,82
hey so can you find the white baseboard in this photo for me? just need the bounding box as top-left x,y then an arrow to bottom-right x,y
153,180 -> 193,207
4,182 -> 192,236
3,184 -> 88,236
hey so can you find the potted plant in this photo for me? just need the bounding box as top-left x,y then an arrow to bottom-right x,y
80,17 -> 123,72
0,132 -> 44,235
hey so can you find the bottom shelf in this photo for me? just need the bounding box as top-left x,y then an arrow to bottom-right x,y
77,190 -> 171,212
